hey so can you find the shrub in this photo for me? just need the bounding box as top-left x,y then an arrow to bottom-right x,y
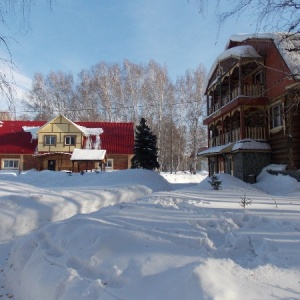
208,174 -> 222,190
240,193 -> 252,209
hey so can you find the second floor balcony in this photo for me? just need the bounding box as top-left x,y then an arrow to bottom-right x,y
208,85 -> 265,116
208,126 -> 267,148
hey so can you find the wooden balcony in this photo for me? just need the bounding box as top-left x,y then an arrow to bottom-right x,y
208,85 -> 265,116
209,126 -> 266,148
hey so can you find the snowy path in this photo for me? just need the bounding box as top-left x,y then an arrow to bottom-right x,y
1,170 -> 300,299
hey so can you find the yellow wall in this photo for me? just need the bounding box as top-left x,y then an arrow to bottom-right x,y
37,115 -> 83,152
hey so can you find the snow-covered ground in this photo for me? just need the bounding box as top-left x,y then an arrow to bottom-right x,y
0,168 -> 300,299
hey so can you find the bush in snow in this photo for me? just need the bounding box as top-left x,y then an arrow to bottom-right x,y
240,193 -> 252,209
208,174 -> 222,190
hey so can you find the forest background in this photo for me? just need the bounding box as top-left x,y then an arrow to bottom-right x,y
3,0 -> 296,172
16,60 -> 207,172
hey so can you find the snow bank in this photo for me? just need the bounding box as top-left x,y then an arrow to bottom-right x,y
0,170 -> 172,241
2,168 -> 300,299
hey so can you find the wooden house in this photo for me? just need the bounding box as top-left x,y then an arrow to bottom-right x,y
199,33 -> 300,182
0,115 -> 134,172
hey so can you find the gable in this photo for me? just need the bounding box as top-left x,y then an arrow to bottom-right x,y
37,114 -> 83,135
228,33 -> 300,78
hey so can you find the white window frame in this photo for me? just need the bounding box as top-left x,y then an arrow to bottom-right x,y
64,135 -> 76,146
2,159 -> 20,170
270,103 -> 283,129
44,135 -> 56,146
105,159 -> 113,170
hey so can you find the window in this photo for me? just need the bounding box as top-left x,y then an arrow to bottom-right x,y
3,159 -> 19,169
254,70 -> 264,85
270,104 -> 283,129
65,135 -> 76,146
105,159 -> 113,169
44,135 -> 56,146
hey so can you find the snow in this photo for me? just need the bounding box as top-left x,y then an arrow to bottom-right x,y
229,33 -> 300,78
198,139 -> 271,156
0,167 -> 300,299
232,138 -> 271,151
76,125 -> 104,137
206,45 -> 261,90
22,126 -> 40,140
206,32 -> 300,91
70,149 -> 106,161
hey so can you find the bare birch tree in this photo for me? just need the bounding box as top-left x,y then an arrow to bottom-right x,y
192,0 -> 300,34
47,71 -> 76,119
25,73 -> 54,120
1,0 -> 52,117
142,61 -> 173,163
76,69 -> 101,121
123,59 -> 145,123
176,64 -> 206,172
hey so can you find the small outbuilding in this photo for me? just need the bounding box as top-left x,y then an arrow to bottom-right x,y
70,149 -> 107,172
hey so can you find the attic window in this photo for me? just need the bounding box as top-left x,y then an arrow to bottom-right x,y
44,135 -> 56,146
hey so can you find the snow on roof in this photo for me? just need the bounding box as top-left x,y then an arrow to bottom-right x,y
76,125 -> 104,136
22,124 -> 104,140
70,149 -> 106,161
198,143 -> 233,156
206,32 -> 300,91
229,33 -> 300,78
232,139 -> 271,151
22,126 -> 40,140
264,164 -> 287,171
198,139 -> 271,156
206,45 -> 261,90
218,45 -> 261,61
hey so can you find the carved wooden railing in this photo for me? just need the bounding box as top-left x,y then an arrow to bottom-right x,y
208,85 -> 265,115
208,126 -> 266,148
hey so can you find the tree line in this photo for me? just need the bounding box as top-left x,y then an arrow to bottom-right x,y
19,59 -> 207,172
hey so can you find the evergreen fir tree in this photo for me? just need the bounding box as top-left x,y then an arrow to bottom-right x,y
131,117 -> 160,170
208,174 -> 222,190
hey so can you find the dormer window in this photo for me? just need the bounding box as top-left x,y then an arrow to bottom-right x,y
44,135 -> 56,146
65,135 -> 76,146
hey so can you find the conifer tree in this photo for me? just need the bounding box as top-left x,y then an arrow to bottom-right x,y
131,118 -> 160,170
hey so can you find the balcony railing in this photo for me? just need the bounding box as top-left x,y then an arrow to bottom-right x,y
208,84 -> 265,115
209,126 -> 266,148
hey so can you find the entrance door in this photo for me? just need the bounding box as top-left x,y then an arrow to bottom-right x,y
48,160 -> 56,171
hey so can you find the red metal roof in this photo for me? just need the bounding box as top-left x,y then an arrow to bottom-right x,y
0,121 -> 45,154
76,122 -> 134,154
0,120 -> 134,155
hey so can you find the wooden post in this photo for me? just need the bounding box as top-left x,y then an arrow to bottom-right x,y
240,107 -> 245,140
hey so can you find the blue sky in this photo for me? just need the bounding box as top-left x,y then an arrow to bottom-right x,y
2,0 -> 258,109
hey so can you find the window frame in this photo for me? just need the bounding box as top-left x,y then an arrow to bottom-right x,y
64,135 -> 76,146
270,103 -> 283,129
2,159 -> 20,170
105,158 -> 113,169
44,135 -> 56,146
